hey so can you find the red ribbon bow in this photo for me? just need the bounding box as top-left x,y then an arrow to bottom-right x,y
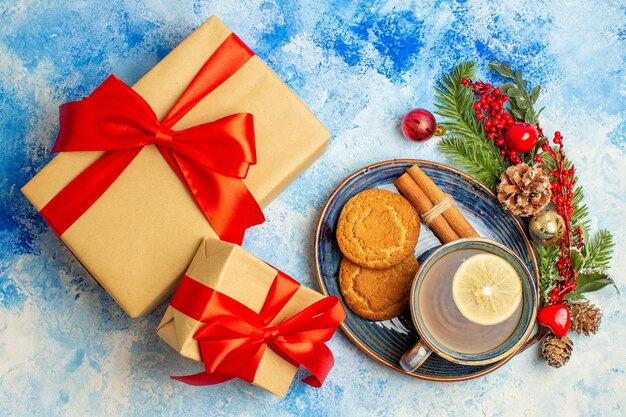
40,34 -> 265,244
170,272 -> 345,388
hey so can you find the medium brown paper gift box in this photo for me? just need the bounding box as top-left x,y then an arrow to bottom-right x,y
157,238 -> 325,397
21,16 -> 330,318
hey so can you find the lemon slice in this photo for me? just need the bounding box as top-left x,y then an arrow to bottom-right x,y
452,253 -> 522,326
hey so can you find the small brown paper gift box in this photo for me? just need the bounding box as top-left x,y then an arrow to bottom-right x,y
21,16 -> 330,318
157,238 -> 326,397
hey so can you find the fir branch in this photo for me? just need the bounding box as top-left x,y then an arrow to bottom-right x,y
537,243 -> 562,303
439,136 -> 505,189
583,230 -> 615,270
435,61 -> 507,189
434,61 -> 484,141
570,184 -> 590,230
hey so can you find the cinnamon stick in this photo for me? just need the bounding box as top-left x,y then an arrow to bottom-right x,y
394,173 -> 460,243
407,165 -> 479,239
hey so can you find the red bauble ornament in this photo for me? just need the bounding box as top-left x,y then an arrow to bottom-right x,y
538,303 -> 571,337
402,108 -> 438,142
504,122 -> 538,152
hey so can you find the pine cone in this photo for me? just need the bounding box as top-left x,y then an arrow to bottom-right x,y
541,334 -> 573,368
497,163 -> 551,217
571,302 -> 602,336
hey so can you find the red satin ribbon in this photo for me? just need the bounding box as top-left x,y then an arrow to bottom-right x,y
170,272 -> 345,388
40,33 -> 265,244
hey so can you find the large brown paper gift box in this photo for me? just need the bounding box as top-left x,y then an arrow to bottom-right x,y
157,238 -> 325,397
21,16 -> 330,318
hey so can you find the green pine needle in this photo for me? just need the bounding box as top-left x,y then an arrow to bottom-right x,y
435,61 -> 507,189
571,185 -> 590,230
536,243 -> 561,302
439,136 -> 505,189
583,230 -> 615,270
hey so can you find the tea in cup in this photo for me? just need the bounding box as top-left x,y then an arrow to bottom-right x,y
400,238 -> 537,371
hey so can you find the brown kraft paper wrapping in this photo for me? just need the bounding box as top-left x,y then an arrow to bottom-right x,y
157,238 -> 324,397
21,16 -> 330,318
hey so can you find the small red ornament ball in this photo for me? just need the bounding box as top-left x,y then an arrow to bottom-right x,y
503,122 -> 538,152
401,108 -> 437,142
538,303 -> 571,337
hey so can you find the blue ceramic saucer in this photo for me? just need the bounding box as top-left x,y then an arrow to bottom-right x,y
314,159 -> 539,381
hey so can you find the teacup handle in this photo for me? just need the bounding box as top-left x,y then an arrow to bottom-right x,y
400,340 -> 432,372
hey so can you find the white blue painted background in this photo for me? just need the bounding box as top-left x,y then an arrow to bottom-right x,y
1,1 -> 624,416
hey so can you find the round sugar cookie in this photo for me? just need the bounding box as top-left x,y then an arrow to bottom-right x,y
336,188 -> 420,269
339,255 -> 419,321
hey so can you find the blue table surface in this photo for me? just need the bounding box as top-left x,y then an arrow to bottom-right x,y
1,1 -> 624,416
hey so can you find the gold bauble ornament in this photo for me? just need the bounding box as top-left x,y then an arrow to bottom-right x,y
529,209 -> 565,245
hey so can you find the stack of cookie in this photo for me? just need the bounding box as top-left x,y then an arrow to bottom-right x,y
336,189 -> 421,320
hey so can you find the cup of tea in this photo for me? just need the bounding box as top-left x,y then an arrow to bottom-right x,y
400,238 -> 538,371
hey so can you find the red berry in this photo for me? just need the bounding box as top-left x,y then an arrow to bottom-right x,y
476,112 -> 485,120
474,102 -> 482,110
493,88 -> 501,95
487,133 -> 496,140
495,138 -> 504,146
535,155 -> 543,163
461,77 -> 469,85
500,149 -> 506,156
